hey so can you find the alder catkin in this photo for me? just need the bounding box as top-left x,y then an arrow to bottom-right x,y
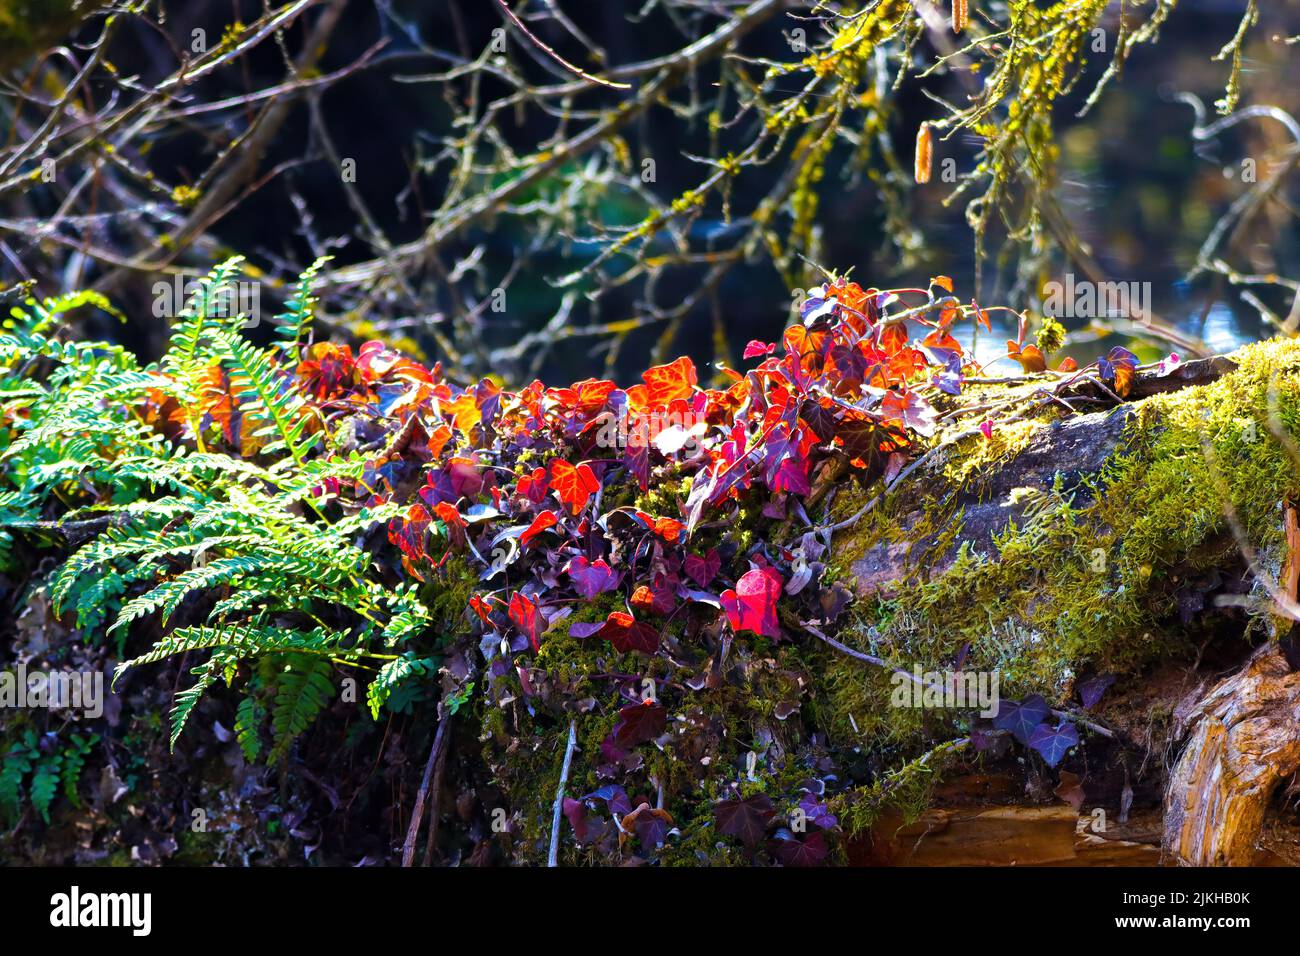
914,122 -> 933,185
952,0 -> 968,33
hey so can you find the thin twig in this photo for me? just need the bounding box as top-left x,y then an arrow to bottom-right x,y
547,719 -> 578,867
802,623 -> 1114,739
493,0 -> 630,89
402,715 -> 449,867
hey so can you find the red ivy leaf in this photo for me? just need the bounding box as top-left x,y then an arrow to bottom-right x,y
612,700 -> 666,747
633,355 -> 697,408
880,388 -> 938,438
599,611 -> 661,654
517,466 -> 549,504
508,592 -> 544,651
720,567 -> 784,638
684,549 -> 721,587
469,594 -> 494,626
715,794 -> 776,847
389,503 -> 431,561
520,509 -> 559,548
769,830 -> 829,867
431,500 -> 467,547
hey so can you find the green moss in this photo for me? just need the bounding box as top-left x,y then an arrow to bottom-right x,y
941,418 -> 1043,487
815,339 -> 1300,755
421,554 -> 479,628
1035,314 -> 1067,355
632,475 -> 692,516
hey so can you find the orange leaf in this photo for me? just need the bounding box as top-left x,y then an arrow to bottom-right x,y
630,585 -> 657,615
445,391 -> 482,433
1007,341 -> 1047,373
521,509 -> 559,548
635,356 -> 697,408
550,459 -> 600,515
426,422 -> 454,459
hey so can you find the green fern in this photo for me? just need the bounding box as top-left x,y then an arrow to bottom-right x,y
235,694 -> 265,762
61,733 -> 98,809
214,327 -> 320,466
268,656 -> 336,766
0,732 -> 37,823
273,255 -> 329,355
29,754 -> 61,824
368,653 -> 439,720
2,259 -> 439,762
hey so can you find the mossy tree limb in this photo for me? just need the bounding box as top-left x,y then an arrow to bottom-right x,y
817,339 -> 1300,861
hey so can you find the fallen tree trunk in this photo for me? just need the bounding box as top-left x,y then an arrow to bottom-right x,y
824,340 -> 1300,866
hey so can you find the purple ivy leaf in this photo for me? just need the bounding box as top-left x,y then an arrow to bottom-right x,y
683,549 -> 721,588
1077,674 -> 1115,710
611,700 -> 666,748
797,793 -> 838,830
1028,721 -> 1079,768
624,804 -> 673,849
715,794 -> 776,847
768,829 -> 829,867
1098,345 -> 1137,380
563,798 -> 602,844
583,784 -> 633,816
993,695 -> 1050,745
800,289 -> 837,325
566,556 -> 621,600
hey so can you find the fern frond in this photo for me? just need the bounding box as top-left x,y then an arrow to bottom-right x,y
214,328 -> 319,466
4,290 -> 123,338
367,654 -> 437,720
109,555 -> 281,635
268,656 -> 335,766
273,256 -> 329,355
170,664 -> 221,750
115,623 -> 339,678
160,257 -> 246,386
235,695 -> 265,762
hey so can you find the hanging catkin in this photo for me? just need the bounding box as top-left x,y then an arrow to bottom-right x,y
952,0 -> 968,33
914,122 -> 933,184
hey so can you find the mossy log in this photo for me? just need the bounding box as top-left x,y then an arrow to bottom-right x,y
824,340 -> 1300,866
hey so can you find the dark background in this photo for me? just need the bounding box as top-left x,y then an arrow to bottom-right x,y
21,0 -> 1300,383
